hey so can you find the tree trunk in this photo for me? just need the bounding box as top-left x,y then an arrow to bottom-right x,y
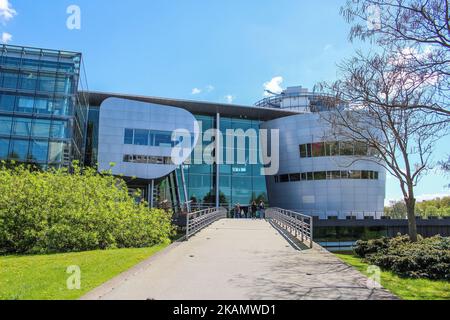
405,197 -> 418,242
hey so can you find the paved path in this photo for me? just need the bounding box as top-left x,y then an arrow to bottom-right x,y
82,219 -> 396,300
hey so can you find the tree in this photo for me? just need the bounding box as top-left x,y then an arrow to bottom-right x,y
341,0 -> 450,117
318,51 -> 447,241
439,155 -> 450,188
202,191 -> 228,207
384,200 -> 407,219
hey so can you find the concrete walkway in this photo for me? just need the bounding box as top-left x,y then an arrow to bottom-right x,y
82,219 -> 396,300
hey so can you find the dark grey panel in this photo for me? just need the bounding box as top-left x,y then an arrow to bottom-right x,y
82,91 -> 299,121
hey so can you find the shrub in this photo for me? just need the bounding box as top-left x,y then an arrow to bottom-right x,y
354,235 -> 450,280
0,162 -> 175,254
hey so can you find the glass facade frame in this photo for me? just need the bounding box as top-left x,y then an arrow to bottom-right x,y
0,44 -> 88,168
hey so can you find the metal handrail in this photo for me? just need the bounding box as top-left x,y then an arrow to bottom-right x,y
266,207 -> 314,248
186,207 -> 227,240
254,91 -> 341,109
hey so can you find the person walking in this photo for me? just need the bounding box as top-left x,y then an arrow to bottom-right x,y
258,200 -> 265,219
251,201 -> 257,219
234,203 -> 241,219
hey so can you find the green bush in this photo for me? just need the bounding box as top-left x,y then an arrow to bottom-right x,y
0,162 -> 175,255
354,235 -> 450,280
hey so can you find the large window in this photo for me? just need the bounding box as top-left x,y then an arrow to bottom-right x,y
38,74 -> 55,92
123,154 -> 172,165
9,139 -> 29,160
32,119 -> 51,138
30,140 -> 48,162
299,144 -> 307,158
153,131 -> 173,147
123,128 -> 180,147
275,170 -> 379,183
0,116 -> 12,135
55,76 -> 71,94
314,171 -> 326,180
300,140 -> 372,158
312,142 -> 325,157
48,141 -> 64,163
50,120 -> 69,139
2,71 -> 18,89
124,129 -> 133,144
0,94 -> 16,112
16,96 -> 35,113
325,141 -> 339,156
35,98 -> 52,114
19,72 -> 37,91
52,98 -> 71,116
0,138 -> 9,158
13,118 -> 32,136
339,141 -> 354,156
133,129 -> 149,146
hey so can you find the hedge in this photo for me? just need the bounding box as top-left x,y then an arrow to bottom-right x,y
354,235 -> 450,280
0,162 -> 175,255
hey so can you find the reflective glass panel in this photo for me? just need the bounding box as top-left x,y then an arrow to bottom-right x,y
30,140 -> 49,162
13,117 -> 32,136
16,96 -> 34,113
9,139 -> 29,160
0,94 -> 16,112
0,138 -> 9,158
124,129 -> 133,144
133,129 -> 148,146
50,120 -> 69,139
0,116 -> 12,135
32,119 -> 51,138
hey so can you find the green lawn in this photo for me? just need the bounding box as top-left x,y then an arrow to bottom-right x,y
0,243 -> 169,300
335,253 -> 450,300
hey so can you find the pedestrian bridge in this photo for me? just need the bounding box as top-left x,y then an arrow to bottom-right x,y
82,208 -> 396,300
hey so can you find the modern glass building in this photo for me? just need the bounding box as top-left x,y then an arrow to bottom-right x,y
0,44 -> 88,169
85,93 -> 288,213
0,44 -> 386,219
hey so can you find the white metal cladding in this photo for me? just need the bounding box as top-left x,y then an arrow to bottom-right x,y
261,112 -> 386,219
98,97 -> 199,179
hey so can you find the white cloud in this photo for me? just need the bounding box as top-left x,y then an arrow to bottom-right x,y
263,76 -> 284,96
323,44 -> 333,52
191,88 -> 202,95
1,32 -> 11,43
206,84 -> 215,92
0,0 -> 17,24
224,94 -> 235,103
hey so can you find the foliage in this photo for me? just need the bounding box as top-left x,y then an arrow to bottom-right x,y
202,191 -> 228,206
0,245 -> 168,300
354,235 -> 450,280
251,192 -> 268,205
0,162 -> 175,255
336,253 -> 450,300
341,0 -> 450,118
384,196 -> 450,218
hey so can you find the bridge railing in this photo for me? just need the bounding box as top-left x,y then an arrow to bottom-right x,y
266,207 -> 313,248
186,207 -> 227,240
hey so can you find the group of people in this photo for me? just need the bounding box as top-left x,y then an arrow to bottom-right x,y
233,201 -> 265,219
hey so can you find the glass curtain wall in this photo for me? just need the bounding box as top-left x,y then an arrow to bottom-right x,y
0,44 -> 87,169
179,115 -> 215,209
178,115 -> 268,210
220,117 -> 267,208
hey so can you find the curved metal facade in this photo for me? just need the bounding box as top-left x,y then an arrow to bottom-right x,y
98,97 -> 199,180
262,113 -> 386,219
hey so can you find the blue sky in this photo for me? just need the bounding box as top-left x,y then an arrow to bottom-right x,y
1,0 -> 449,203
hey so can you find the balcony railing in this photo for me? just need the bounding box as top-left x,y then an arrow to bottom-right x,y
185,207 -> 227,240
266,207 -> 313,248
